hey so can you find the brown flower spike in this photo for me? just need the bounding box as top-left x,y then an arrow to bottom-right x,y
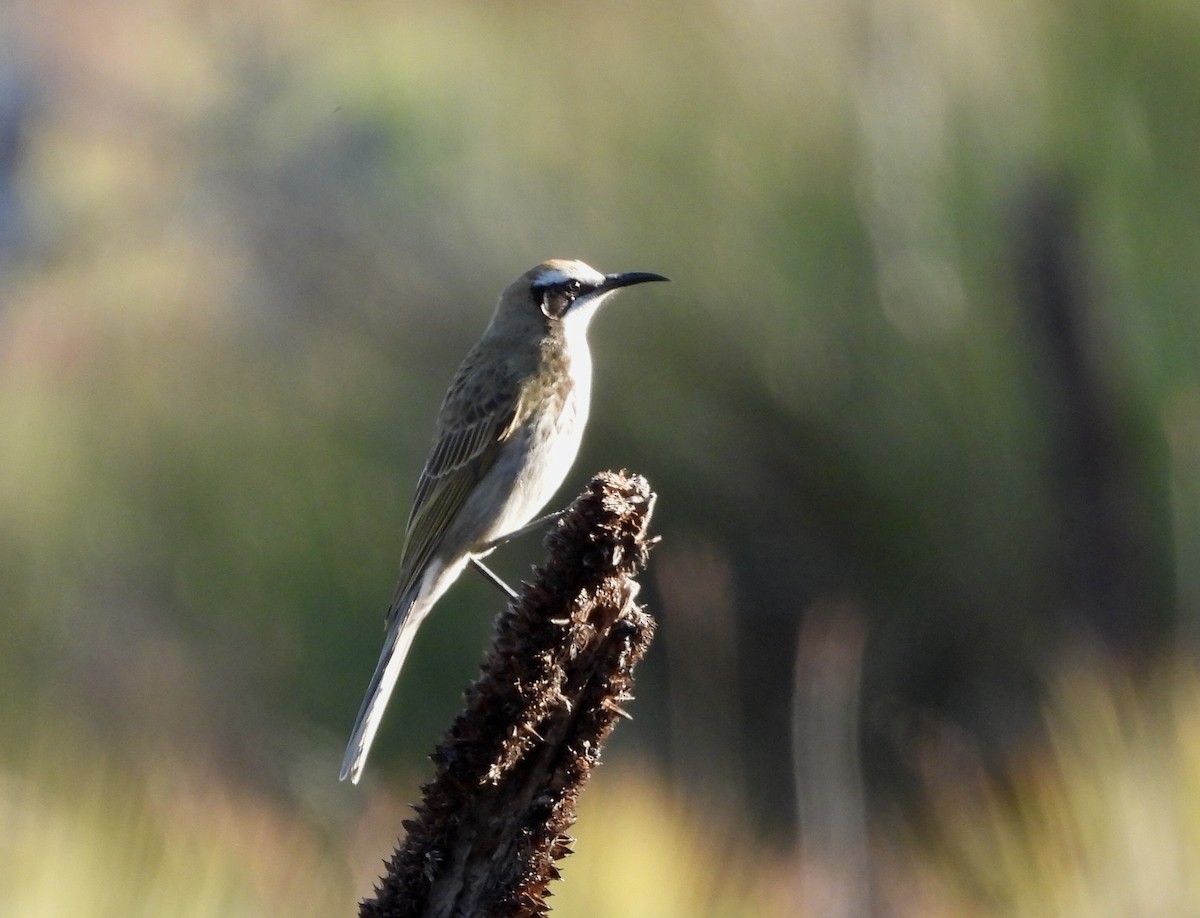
359,470 -> 658,918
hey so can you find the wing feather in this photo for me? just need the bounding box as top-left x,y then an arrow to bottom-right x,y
385,363 -> 522,624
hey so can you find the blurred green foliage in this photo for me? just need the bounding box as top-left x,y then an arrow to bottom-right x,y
2,0 -> 1200,913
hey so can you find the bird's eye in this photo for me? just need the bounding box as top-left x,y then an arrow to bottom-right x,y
538,280 -> 586,319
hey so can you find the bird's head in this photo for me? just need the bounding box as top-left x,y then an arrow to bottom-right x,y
492,259 -> 668,341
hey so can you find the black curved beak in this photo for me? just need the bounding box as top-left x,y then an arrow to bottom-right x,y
600,271 -> 670,292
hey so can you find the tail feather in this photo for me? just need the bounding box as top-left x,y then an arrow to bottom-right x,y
339,590 -> 429,784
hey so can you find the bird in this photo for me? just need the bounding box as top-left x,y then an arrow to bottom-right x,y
340,258 -> 668,783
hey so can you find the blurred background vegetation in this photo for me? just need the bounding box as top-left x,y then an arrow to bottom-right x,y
3,0 -> 1200,914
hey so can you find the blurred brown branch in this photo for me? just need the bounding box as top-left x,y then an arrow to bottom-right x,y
1015,178 -> 1174,658
791,599 -> 870,918
358,471 -> 658,918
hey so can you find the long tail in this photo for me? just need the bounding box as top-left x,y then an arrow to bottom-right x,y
339,584 -> 431,784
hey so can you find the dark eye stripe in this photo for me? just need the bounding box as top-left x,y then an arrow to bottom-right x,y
534,279 -> 585,295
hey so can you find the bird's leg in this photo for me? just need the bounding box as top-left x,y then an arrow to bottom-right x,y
469,510 -> 566,597
479,510 -> 566,553
471,557 -> 518,599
